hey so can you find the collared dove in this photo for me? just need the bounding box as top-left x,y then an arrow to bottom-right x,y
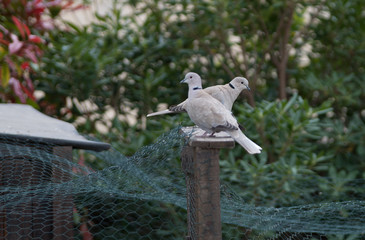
180,72 -> 262,154
147,76 -> 250,117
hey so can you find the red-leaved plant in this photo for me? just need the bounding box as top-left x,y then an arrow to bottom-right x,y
0,0 -> 83,105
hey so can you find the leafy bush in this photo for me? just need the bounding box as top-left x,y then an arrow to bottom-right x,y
218,95 -> 365,209
2,1 -> 365,238
32,0 -> 365,179
0,0 -> 83,106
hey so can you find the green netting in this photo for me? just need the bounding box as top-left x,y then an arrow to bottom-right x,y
0,127 -> 365,239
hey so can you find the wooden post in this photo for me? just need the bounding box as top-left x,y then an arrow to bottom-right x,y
0,152 -> 34,239
52,146 -> 74,240
0,104 -> 110,240
0,143 -> 74,240
181,127 -> 235,240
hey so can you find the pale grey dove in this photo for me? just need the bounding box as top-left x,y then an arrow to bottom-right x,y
180,72 -> 262,154
147,76 -> 250,117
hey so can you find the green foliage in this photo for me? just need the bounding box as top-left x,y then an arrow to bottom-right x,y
35,0 -> 365,127
34,0 -> 365,195
218,93 -> 365,208
36,0 -> 314,123
307,0 -> 365,76
0,0 -> 362,239
298,73 -> 363,113
37,3 -> 194,124
221,94 -> 330,205
30,0 -> 365,237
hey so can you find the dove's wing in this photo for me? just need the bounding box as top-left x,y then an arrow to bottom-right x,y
184,91 -> 230,132
204,85 -> 227,109
147,78 -> 247,117
180,72 -> 261,154
168,103 -> 187,113
185,90 -> 262,154
204,84 -> 237,111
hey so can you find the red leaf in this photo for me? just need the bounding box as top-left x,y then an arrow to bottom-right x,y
27,0 -> 45,16
5,58 -> 16,72
0,39 -> 10,45
62,1 -> 74,9
28,7 -> 45,16
12,16 -> 25,39
24,73 -> 34,92
71,4 -> 86,11
3,0 -> 11,8
29,35 -> 43,44
24,48 -> 38,63
9,77 -> 26,103
21,62 -> 30,70
19,80 -> 36,101
9,34 -> 24,54
23,23 -> 31,37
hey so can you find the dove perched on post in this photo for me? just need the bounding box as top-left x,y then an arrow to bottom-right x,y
180,72 -> 262,154
147,76 -> 250,117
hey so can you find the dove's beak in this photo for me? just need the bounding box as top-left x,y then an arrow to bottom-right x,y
247,86 -> 251,91
180,78 -> 186,84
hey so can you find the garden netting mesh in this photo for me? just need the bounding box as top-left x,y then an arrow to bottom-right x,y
1,127 -> 365,239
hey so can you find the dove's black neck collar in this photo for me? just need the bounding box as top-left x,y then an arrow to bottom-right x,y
193,87 -> 202,90
229,83 -> 235,89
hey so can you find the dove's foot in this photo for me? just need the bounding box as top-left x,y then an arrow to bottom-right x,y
197,131 -> 215,137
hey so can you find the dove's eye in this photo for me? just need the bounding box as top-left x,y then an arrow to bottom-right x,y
241,82 -> 244,84
190,76 -> 192,78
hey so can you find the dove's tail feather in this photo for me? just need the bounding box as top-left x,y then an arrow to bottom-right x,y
229,130 -> 262,154
147,109 -> 174,117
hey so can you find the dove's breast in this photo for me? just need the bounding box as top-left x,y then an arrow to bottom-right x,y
185,92 -> 230,132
